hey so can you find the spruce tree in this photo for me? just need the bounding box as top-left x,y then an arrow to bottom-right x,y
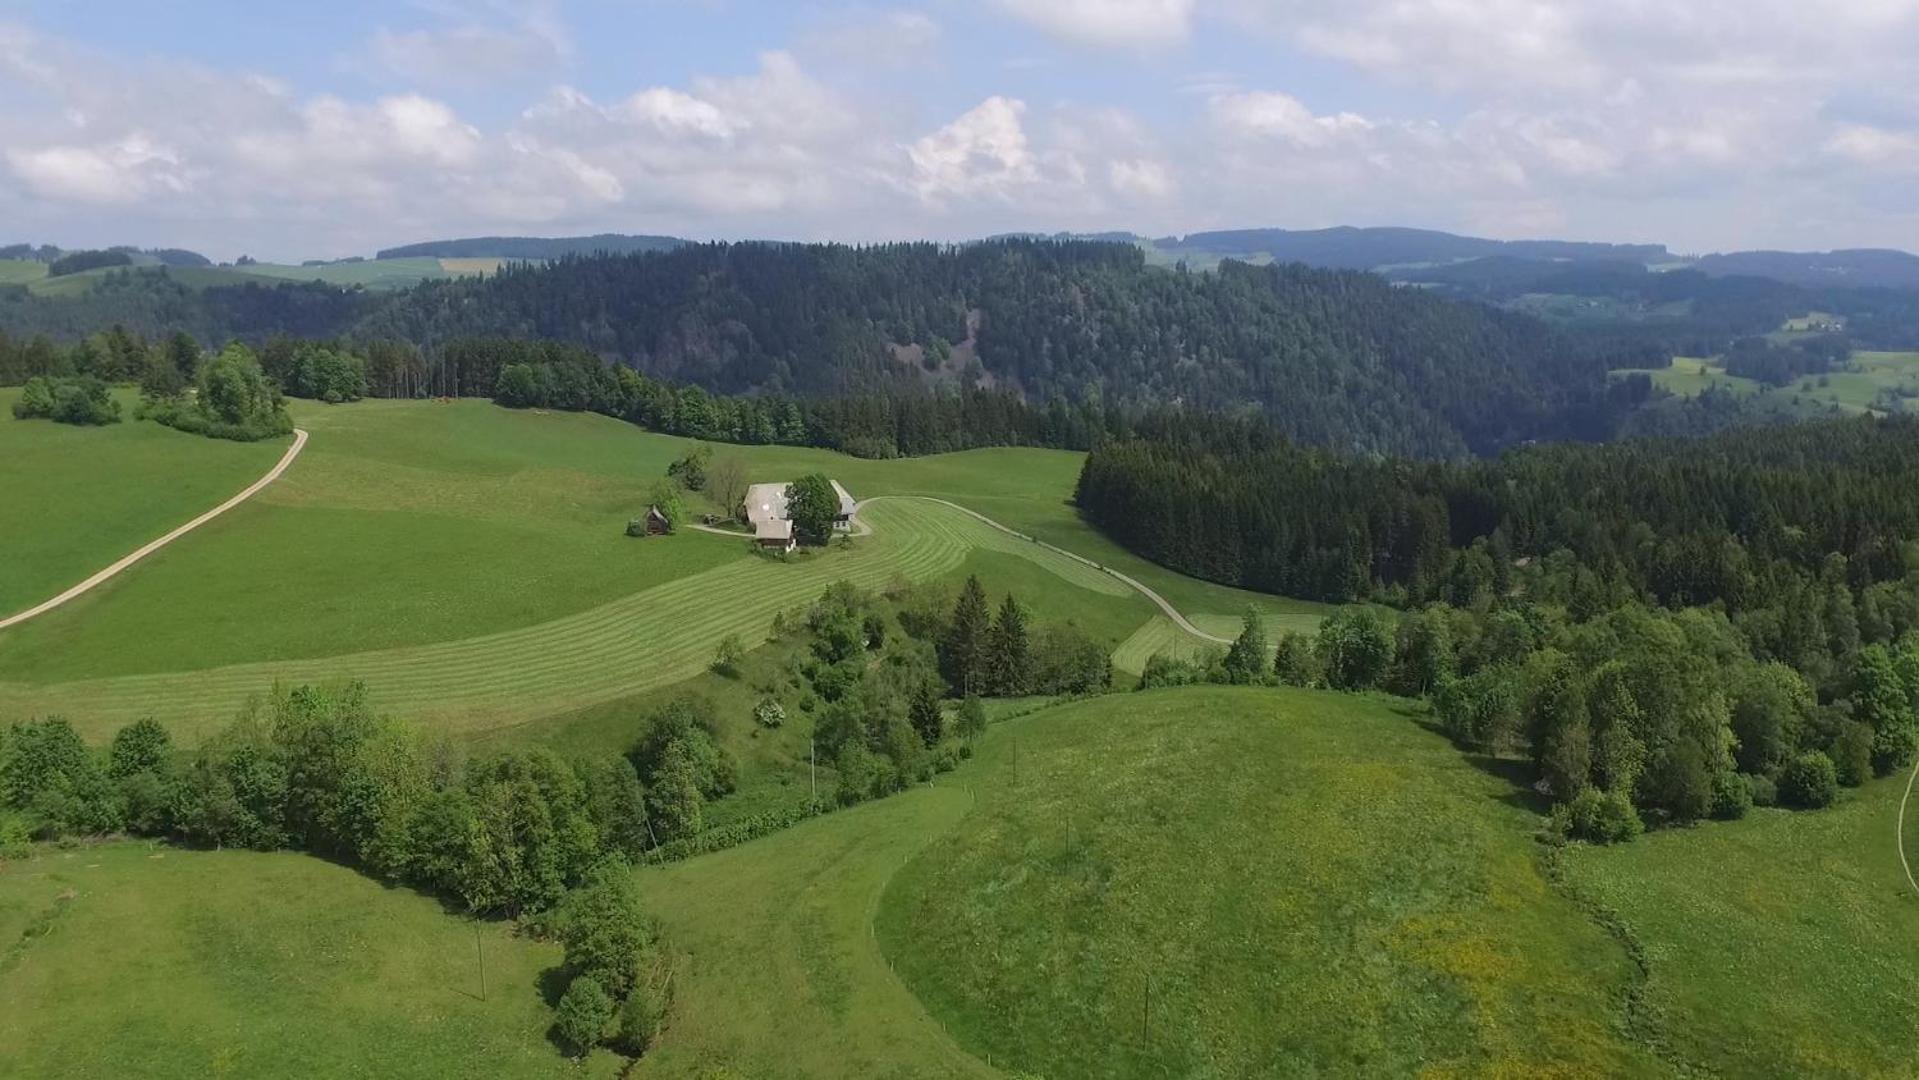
940,575 -> 991,696
988,594 -> 1032,696
909,679 -> 945,747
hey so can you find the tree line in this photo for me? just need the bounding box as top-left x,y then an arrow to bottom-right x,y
1081,414 -> 1919,839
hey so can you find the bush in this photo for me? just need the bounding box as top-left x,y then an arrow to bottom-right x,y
1745,772 -> 1778,808
613,971 -> 672,1055
1831,720 -> 1874,787
553,975 -> 615,1057
1710,770 -> 1752,820
1550,788 -> 1644,843
752,696 -> 785,729
12,375 -> 120,425
710,634 -> 744,677
1778,751 -> 1839,809
0,813 -> 30,861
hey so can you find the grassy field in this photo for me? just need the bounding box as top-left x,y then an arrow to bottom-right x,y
1562,772 -> 1919,1077
0,398 -> 1305,741
1610,352 -> 1919,416
1611,356 -> 1766,398
0,259 -> 48,285
631,785 -> 992,1078
876,688 -> 1659,1078
0,497 -> 1134,741
0,387 -> 286,617
0,843 -> 621,1078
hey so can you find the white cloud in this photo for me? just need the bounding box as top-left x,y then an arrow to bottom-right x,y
1209,91 -> 1371,148
1109,157 -> 1174,199
991,0 -> 1196,49
908,96 -> 1038,200
7,135 -> 184,204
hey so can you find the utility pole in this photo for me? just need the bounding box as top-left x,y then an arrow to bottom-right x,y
475,921 -> 487,1002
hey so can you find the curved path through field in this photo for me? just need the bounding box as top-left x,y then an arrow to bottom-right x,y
0,428 -> 309,633
1901,755 -> 1919,897
860,495 -> 1232,645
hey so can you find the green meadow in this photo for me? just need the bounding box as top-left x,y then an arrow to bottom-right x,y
0,397 -> 1324,741
877,688 -> 1659,1078
1563,771 -> 1919,1077
19,256 -> 492,297
1610,351 -> 1919,416
0,387 -> 285,617
0,843 -> 622,1078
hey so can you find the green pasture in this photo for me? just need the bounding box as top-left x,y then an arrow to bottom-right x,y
631,785 -> 991,1078
0,398 -> 1267,740
0,386 -> 285,617
1563,771 -> 1919,1077
1610,356 -> 1765,398
0,843 -> 619,1078
0,260 -> 48,285
0,498 -> 1130,741
877,687 -> 1657,1077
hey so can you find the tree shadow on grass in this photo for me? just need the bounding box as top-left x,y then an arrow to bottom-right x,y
1399,705 -> 1551,815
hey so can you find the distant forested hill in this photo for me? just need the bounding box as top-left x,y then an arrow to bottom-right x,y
1691,248 -> 1919,290
375,233 -> 684,260
353,240 -> 1648,457
0,238 -> 1659,457
1149,226 -> 1668,270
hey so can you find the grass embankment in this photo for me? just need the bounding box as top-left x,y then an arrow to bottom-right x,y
0,387 -> 285,617
876,687 -> 1659,1078
0,844 -> 619,1078
1562,773 -> 1919,1077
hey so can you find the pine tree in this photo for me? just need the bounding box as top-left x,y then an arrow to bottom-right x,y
909,680 -> 945,747
940,575 -> 991,696
987,594 -> 1032,696
1222,607 -> 1268,684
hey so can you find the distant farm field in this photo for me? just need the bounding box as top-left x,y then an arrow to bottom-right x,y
0,843 -> 621,1078
0,259 -> 48,285
1611,351 -> 1919,416
877,688 -> 1661,1078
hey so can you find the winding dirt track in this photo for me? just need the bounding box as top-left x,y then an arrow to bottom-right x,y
0,428 -> 309,632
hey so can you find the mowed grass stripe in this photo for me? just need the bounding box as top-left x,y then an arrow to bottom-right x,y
1,500 -> 1106,740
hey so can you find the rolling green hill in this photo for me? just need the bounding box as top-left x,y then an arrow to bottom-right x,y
3,397 -> 1315,740
877,687 -> 1659,1077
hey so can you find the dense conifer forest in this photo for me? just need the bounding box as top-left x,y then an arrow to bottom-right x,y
2,240 -> 1673,458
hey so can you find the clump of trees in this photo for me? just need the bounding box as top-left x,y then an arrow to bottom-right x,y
539,864 -> 674,1058
11,374 -> 120,425
140,342 -> 293,441
259,338 -> 367,403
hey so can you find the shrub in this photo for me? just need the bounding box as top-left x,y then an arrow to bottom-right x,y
752,696 -> 785,729
1745,772 -> 1778,808
1831,721 -> 1874,787
12,375 -> 120,425
553,975 -> 615,1057
710,634 -> 743,677
613,970 -> 672,1055
0,813 -> 29,861
1710,770 -> 1752,820
1550,788 -> 1644,843
1779,751 -> 1839,809
141,344 -> 292,442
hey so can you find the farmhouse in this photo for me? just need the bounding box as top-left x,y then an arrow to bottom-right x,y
742,479 -> 857,545
625,504 -> 673,537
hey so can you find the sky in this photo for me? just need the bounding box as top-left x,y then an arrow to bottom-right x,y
5,1 -> 1919,261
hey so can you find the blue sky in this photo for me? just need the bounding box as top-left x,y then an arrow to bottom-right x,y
5,1 -> 1919,260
